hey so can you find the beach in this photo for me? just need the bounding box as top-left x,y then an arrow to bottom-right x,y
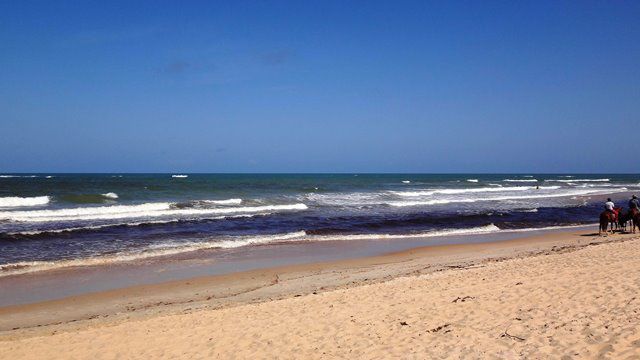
3,0 -> 639,357
2,228 -> 640,358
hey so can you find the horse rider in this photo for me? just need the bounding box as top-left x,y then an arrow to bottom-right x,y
605,198 -> 615,215
629,195 -> 640,215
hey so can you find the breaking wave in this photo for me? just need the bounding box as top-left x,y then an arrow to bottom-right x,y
308,224 -> 501,241
201,198 -> 242,205
387,188 -> 624,207
0,231 -> 308,276
0,196 -> 50,208
546,178 -> 610,183
0,202 -> 308,223
0,224 -> 502,276
0,222 -> 598,277
503,179 -> 538,182
393,186 -> 560,197
6,213 -> 270,236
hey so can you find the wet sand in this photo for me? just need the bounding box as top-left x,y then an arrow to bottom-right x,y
1,228 -> 640,358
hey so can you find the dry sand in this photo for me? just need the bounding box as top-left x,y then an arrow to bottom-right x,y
2,230 -> 640,358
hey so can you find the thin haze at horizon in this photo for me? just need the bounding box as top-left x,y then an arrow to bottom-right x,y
1,1 -> 639,173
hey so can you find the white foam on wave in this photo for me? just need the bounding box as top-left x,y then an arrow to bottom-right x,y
467,179 -> 479,183
577,183 -> 631,188
394,186 -> 560,197
311,223 -> 598,243
0,231 -> 308,277
304,192 -> 380,206
172,174 -> 188,178
0,222 -> 602,277
546,178 -> 610,183
102,192 -> 119,199
0,224 -> 503,276
201,198 -> 242,205
402,180 -> 411,184
0,202 -> 307,223
309,224 -> 501,242
8,213 -> 271,236
388,188 -> 626,207
0,224 -> 500,277
0,196 -> 50,208
503,179 -> 538,182
3,225 -> 506,276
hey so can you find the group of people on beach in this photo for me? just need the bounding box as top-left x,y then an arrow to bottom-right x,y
605,195 -> 640,215
599,195 -> 640,235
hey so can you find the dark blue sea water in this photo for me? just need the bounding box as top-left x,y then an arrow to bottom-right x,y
1,173 -> 638,276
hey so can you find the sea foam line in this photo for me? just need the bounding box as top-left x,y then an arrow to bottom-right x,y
0,196 -> 50,208
387,188 -> 627,207
503,179 -> 538,182
0,231 -> 308,277
0,202 -> 307,222
6,213 -> 271,236
0,222 -> 600,277
545,178 -> 610,183
0,225 -> 503,276
201,198 -> 242,205
393,186 -> 560,197
307,224 -> 501,241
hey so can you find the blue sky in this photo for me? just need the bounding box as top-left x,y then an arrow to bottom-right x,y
1,1 -> 639,173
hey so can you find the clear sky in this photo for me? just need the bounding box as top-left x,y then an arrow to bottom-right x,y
1,1 -> 638,173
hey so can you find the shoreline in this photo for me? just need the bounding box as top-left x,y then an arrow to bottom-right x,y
1,226 -> 637,336
0,223 -> 599,308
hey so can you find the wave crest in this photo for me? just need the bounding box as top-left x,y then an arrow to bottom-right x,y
0,231 -> 308,276
503,179 -> 538,182
0,202 -> 307,223
387,188 -> 626,207
394,186 -> 560,197
546,178 -> 610,183
0,196 -> 50,208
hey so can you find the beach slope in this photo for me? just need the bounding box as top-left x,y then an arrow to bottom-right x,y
2,233 -> 640,358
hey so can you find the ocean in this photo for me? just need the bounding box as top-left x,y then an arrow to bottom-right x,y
1,173 -> 638,277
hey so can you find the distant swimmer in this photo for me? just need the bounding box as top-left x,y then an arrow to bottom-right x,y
536,186 -> 540,190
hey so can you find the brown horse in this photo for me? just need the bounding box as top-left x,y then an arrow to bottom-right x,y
617,207 -> 633,232
632,208 -> 640,234
600,210 -> 616,235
